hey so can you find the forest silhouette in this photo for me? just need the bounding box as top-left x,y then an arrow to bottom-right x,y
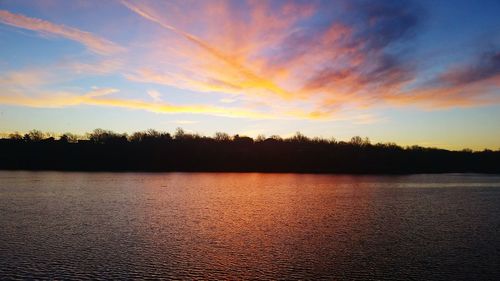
1,129 -> 499,174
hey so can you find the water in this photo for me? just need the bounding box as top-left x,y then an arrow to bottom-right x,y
1,171 -> 499,280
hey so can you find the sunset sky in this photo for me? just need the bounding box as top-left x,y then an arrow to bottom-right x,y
0,0 -> 499,150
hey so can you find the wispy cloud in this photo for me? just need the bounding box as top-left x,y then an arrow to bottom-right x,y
0,0 -> 499,122
439,51 -> 500,86
0,88 -> 283,119
384,50 -> 500,108
0,66 -> 335,120
0,9 -> 123,55
147,89 -> 162,102
121,0 -> 303,99
120,0 -> 499,113
66,59 -> 123,75
0,59 -> 123,94
0,68 -> 48,88
352,114 -> 387,125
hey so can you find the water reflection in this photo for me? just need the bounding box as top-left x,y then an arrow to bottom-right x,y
0,172 -> 499,279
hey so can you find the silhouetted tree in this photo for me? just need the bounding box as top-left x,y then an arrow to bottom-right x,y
291,132 -> 309,143
59,133 -> 78,143
0,128 -> 498,174
234,135 -> 253,144
350,136 -> 370,146
24,130 -> 44,142
8,132 -> 23,140
256,134 -> 266,142
88,129 -> 127,144
174,127 -> 186,140
215,132 -> 231,142
268,135 -> 283,141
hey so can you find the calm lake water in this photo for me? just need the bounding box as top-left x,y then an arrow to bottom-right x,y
1,171 -> 499,280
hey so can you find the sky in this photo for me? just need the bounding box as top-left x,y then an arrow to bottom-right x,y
0,0 -> 499,150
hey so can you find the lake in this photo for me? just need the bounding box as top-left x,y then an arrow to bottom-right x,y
1,171 -> 499,280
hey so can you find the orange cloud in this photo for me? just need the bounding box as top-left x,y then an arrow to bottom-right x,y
119,0 -> 415,113
0,81 -> 341,120
0,9 -> 123,55
385,76 -> 500,109
121,0 -> 500,113
122,0 -> 300,99
1,0 -> 498,122
0,64 -> 304,119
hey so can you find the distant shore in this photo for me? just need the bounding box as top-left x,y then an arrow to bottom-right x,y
1,129 -> 499,174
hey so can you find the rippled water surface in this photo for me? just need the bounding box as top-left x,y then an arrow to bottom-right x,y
1,171 -> 500,280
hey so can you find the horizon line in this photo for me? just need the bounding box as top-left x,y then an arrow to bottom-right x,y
1,128 -> 498,153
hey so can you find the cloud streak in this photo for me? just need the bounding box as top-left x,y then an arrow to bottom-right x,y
147,89 -> 162,102
119,0 -> 499,113
122,0 -> 292,99
0,0 -> 499,122
439,51 -> 500,86
0,65 -> 327,121
0,88 -> 283,119
0,9 -> 123,55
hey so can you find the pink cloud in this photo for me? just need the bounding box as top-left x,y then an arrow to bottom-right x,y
0,9 -> 123,55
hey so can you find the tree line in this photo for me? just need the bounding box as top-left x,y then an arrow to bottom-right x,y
0,129 -> 498,173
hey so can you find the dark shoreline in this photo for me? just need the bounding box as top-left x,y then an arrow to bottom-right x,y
2,136 -> 499,174
2,168 -> 500,176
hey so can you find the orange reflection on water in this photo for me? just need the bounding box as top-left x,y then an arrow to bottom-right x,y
136,173 -> 377,279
